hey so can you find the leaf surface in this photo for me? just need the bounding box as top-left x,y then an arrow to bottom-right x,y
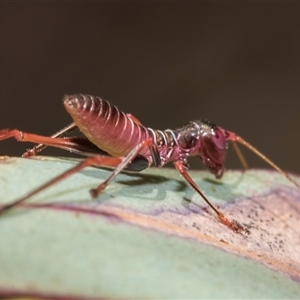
0,156 -> 299,299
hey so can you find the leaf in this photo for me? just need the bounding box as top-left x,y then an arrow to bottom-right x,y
0,156 -> 299,299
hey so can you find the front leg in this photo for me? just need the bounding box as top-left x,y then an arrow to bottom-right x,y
174,160 -> 246,233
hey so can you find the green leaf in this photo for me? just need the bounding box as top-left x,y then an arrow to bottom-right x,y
0,156 -> 299,299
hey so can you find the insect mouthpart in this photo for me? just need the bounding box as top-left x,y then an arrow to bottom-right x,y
197,121 -> 228,179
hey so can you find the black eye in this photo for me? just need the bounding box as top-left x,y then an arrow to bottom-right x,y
177,125 -> 198,149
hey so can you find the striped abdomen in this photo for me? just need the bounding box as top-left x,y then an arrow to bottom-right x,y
64,94 -> 149,157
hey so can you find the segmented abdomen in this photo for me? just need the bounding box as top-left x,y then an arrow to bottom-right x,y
64,94 -> 149,157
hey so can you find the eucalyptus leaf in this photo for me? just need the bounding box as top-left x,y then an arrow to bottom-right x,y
0,156 -> 299,299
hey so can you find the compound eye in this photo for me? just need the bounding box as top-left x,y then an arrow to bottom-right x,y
177,125 -> 198,149
177,131 -> 197,149
212,127 -> 226,150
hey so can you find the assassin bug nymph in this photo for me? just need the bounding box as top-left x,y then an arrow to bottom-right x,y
0,94 -> 298,232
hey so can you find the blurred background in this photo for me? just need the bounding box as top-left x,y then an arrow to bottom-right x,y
0,2 -> 299,173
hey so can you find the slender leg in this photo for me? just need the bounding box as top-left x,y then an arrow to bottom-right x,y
22,122 -> 77,157
0,155 -> 123,214
0,128 -> 90,154
127,112 -> 162,167
90,138 -> 155,197
174,160 -> 245,233
0,137 -> 156,214
20,126 -> 114,158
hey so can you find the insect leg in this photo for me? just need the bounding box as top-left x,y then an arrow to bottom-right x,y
0,138 -> 156,214
22,122 -> 77,157
1,126 -> 138,163
0,155 -> 123,214
0,128 -> 94,154
174,160 -> 245,232
89,138 -> 156,197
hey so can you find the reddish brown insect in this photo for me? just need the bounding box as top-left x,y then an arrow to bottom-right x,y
0,94 -> 298,232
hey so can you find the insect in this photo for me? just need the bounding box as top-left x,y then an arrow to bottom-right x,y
0,94 -> 298,232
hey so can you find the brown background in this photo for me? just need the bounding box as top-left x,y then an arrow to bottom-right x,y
1,2 -> 300,173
